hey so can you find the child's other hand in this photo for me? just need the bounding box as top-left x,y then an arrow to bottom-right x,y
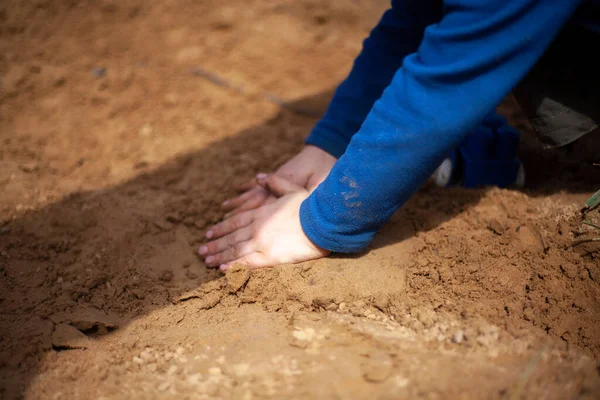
200,175 -> 330,270
221,145 -> 336,217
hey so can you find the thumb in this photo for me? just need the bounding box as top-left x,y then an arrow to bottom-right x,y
257,174 -> 304,197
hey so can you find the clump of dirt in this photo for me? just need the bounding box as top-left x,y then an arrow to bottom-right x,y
1,1 -> 599,399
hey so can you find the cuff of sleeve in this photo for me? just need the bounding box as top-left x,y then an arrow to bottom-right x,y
299,193 -> 373,253
305,127 -> 350,159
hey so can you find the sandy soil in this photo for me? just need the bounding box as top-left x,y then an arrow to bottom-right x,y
1,1 -> 599,399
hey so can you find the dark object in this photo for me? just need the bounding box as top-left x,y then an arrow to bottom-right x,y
513,24 -> 600,148
92,67 -> 106,78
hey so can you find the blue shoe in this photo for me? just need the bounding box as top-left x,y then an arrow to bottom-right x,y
432,113 -> 525,188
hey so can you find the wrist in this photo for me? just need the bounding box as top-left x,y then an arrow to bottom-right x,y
303,144 -> 338,161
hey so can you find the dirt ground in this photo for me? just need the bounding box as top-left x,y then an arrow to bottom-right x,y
1,1 -> 600,399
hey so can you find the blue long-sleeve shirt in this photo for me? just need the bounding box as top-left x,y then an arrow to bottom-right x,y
300,0 -> 591,252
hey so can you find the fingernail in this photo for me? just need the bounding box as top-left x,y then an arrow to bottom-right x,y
256,173 -> 268,180
198,246 -> 208,255
224,212 -> 231,219
222,200 -> 229,207
205,256 -> 214,264
220,264 -> 228,272
206,230 -> 213,239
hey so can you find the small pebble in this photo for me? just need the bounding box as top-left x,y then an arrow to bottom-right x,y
451,330 -> 465,344
54,76 -> 66,87
139,123 -> 153,137
416,308 -> 436,328
132,356 -> 143,365
140,348 -> 154,362
165,213 -> 181,223
92,67 -> 106,78
19,163 -> 38,173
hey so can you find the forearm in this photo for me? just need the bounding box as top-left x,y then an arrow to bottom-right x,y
306,0 -> 442,158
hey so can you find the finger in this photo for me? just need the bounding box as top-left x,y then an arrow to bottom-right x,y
220,252 -> 272,272
204,240 -> 255,267
199,225 -> 253,256
234,177 -> 261,192
257,175 -> 304,197
224,191 -> 269,217
206,211 -> 253,239
221,187 -> 265,210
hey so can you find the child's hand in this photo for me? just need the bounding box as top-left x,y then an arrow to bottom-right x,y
200,175 -> 330,270
221,145 -> 336,217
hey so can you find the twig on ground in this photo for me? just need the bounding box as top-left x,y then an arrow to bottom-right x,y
583,219 -> 600,231
189,66 -> 323,118
572,237 -> 600,247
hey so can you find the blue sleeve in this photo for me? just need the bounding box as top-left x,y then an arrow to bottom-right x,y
300,0 -> 584,252
305,0 -> 443,158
